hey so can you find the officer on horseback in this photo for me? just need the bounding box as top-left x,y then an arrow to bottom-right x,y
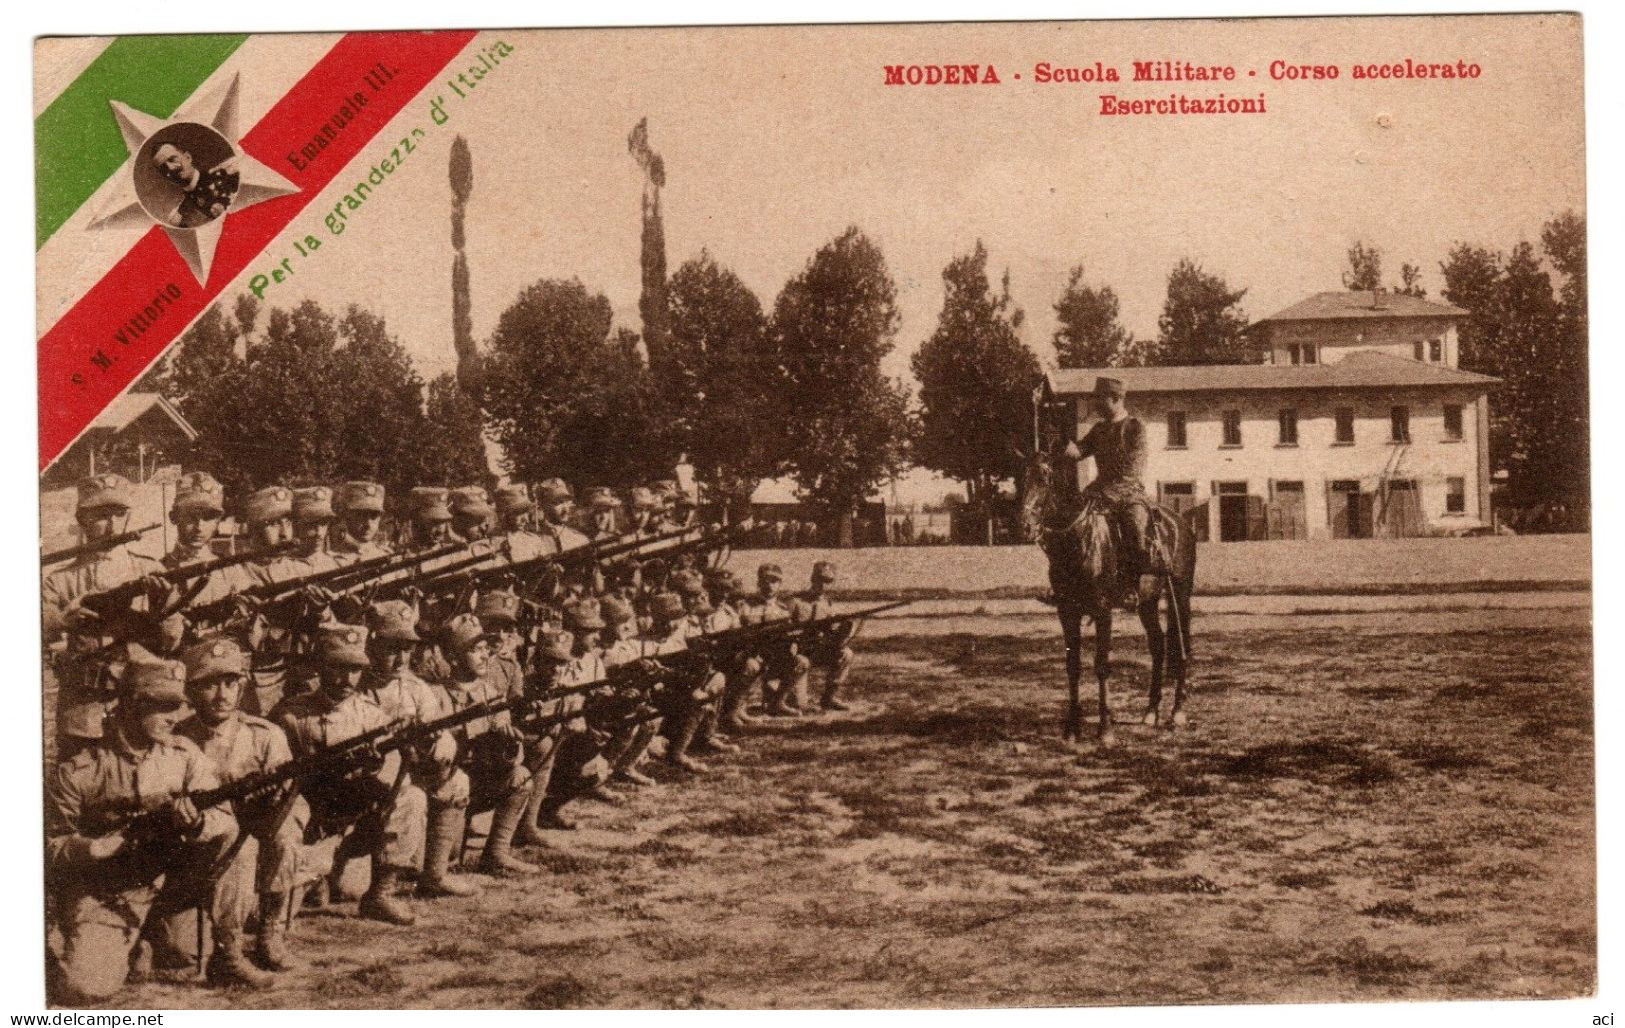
1057,376 -> 1152,579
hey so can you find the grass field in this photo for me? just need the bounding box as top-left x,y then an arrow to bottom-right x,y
107,603 -> 1594,1009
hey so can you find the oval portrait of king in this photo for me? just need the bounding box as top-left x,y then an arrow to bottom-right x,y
133,121 -> 242,229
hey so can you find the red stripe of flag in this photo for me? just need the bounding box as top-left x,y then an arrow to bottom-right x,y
38,30 -> 479,470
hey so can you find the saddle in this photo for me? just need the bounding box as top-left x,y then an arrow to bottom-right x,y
1041,499 -> 1177,609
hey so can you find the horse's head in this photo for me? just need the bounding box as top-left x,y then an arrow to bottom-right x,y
1019,451 -> 1052,544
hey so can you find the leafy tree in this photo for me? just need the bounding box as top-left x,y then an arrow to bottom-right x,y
1053,264 -> 1141,368
449,135 -> 481,393
769,227 -> 911,544
628,119 -> 671,375
912,241 -> 1039,540
1396,262 -> 1427,297
1343,241 -> 1383,291
1155,258 -> 1253,365
483,278 -> 674,488
663,251 -> 783,514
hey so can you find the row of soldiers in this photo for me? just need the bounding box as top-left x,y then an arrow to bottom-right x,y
42,472 -> 866,1003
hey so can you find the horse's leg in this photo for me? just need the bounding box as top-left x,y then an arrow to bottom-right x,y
1060,605 -> 1083,744
1169,576 -> 1193,728
1094,609 -> 1116,746
1140,590 -> 1164,726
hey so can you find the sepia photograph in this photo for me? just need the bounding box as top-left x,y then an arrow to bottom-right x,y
30,11 -> 1593,1012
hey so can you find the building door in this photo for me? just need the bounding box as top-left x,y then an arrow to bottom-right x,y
1215,481 -> 1251,542
1268,480 -> 1308,539
1329,480 -> 1373,539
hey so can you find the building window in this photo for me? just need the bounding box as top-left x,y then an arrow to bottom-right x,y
1446,476 -> 1466,514
1159,481 -> 1196,512
1413,340 -> 1425,361
1429,338 -> 1443,362
1278,408 -> 1298,446
1302,344 -> 1317,365
1443,403 -> 1464,440
1166,410 -> 1187,448
1286,344 -> 1300,365
1391,406 -> 1411,443
1221,410 -> 1242,447
1334,407 -> 1355,444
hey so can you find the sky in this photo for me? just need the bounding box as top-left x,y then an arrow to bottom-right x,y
32,14 -> 1587,503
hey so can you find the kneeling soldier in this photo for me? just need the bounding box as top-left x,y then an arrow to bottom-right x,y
272,624 -> 427,926
46,659 -> 238,1003
791,561 -> 857,712
176,638 -> 312,985
433,614 -> 538,876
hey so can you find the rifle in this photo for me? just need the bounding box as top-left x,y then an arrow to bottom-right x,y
408,524 -> 699,600
42,524 -> 161,567
76,542 -> 300,618
183,541 -> 469,622
685,600 -> 913,660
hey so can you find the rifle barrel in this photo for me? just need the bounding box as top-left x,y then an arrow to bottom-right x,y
41,524 -> 161,566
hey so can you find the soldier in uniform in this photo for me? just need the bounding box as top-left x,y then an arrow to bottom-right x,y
1056,376 -> 1154,582
448,486 -> 494,545
407,487 -> 456,550
531,599 -> 617,828
330,482 -> 392,564
495,483 -> 550,564
151,143 -> 240,228
596,596 -> 663,787
626,487 -> 661,536
582,487 -> 623,540
271,623 -> 427,926
238,487 -> 300,718
174,638 -> 314,984
737,563 -> 808,717
44,474 -> 167,755
646,588 -> 732,771
790,560 -> 857,713
535,478 -> 590,551
287,487 -> 340,576
359,601 -> 478,900
513,627 -> 577,844
46,658 -> 238,1002
675,571 -> 741,757
703,569 -> 756,732
429,614 -> 538,876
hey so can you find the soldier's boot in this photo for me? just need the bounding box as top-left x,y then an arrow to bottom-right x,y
206,932 -> 274,989
614,766 -> 658,787
480,790 -> 541,877
419,804 -> 482,898
254,892 -> 300,972
357,864 -> 417,926
537,797 -> 578,831
515,766 -> 556,847
820,655 -> 853,712
692,709 -> 740,754
667,710 -> 712,774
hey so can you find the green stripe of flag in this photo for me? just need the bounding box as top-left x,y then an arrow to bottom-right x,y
35,34 -> 248,249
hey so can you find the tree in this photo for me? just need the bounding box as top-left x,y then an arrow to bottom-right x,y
148,299 -> 488,503
1155,258 -> 1253,365
628,119 -> 671,377
1396,262 -> 1427,298
769,227 -> 911,545
1343,241 -> 1383,291
483,278 -> 674,488
663,252 -> 783,515
449,135 -> 481,393
1053,264 -> 1142,368
912,241 -> 1039,542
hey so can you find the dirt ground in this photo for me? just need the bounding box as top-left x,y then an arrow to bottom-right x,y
100,601 -> 1594,1010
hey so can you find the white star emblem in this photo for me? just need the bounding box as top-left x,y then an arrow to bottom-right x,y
86,74 -> 297,284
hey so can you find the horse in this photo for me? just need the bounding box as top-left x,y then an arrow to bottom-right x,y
1020,453 -> 1197,746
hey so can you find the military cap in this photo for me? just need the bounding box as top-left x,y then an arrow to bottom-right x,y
338,481 -> 386,514
494,483 -> 533,516
670,568 -> 706,598
366,599 -> 421,644
172,471 -> 225,517
441,612 -> 487,654
123,658 -> 189,705
77,473 -> 133,513
705,567 -> 740,591
316,623 -> 371,669
584,486 -> 622,510
450,485 -> 493,518
409,487 -> 454,523
293,486 -> 336,522
475,588 -> 521,626
244,486 -> 294,525
812,560 -> 838,585
1093,376 -> 1126,399
535,627 -> 574,662
649,592 -> 687,622
598,595 -> 635,626
537,478 -> 573,503
563,597 -> 606,632
628,487 -> 659,511
757,563 -> 784,583
181,638 -> 248,682
654,479 -> 682,501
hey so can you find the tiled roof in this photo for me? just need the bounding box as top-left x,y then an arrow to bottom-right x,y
1045,351 -> 1497,396
1250,290 -> 1467,325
